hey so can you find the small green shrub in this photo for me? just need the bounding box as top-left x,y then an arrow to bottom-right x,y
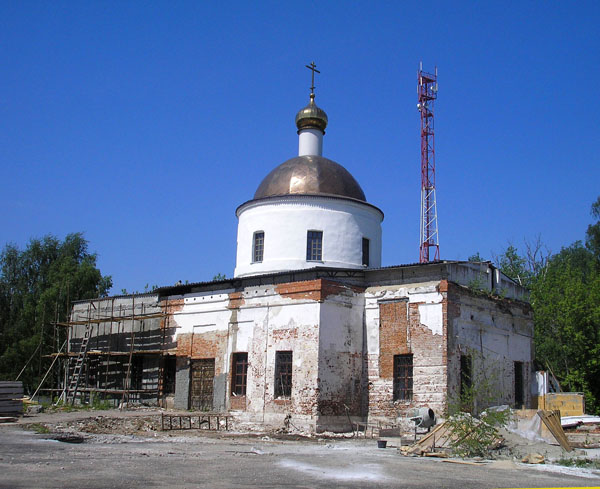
28,423 -> 51,434
446,349 -> 512,458
445,408 -> 511,458
555,458 -> 600,469
90,393 -> 111,410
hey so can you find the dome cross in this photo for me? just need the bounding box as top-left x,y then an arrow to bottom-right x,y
305,61 -> 320,97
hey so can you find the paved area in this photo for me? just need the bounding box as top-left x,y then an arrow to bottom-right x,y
1,420 -> 600,489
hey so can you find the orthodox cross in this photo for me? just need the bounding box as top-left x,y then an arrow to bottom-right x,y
305,61 -> 320,95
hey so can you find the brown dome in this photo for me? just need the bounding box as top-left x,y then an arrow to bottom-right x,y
254,155 -> 366,202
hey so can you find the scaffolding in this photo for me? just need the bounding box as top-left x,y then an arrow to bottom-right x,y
39,295 -> 178,407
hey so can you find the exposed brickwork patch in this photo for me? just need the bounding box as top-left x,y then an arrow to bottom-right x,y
276,279 -> 363,302
379,300 -> 409,378
227,291 -> 245,310
177,330 -> 228,376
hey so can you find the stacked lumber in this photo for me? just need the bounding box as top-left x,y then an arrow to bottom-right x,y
0,381 -> 24,416
537,410 -> 572,452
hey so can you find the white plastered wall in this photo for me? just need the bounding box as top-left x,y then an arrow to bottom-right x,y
316,287 -> 365,430
446,289 -> 533,409
234,195 -> 383,277
169,285 -> 322,430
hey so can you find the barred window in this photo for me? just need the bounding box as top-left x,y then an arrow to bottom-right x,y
306,231 -> 323,261
393,354 -> 413,401
253,231 -> 264,263
362,237 -> 370,266
274,351 -> 293,398
232,353 -> 248,396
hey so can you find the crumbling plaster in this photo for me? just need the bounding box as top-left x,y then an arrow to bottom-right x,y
445,282 -> 534,409
364,281 -> 447,420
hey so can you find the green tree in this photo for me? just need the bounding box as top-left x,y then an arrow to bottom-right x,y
531,242 -> 600,413
0,233 -> 111,394
468,252 -> 486,262
586,196 -> 600,259
496,244 -> 531,287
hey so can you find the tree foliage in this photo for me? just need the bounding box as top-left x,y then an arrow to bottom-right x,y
494,200 -> 600,414
0,233 -> 111,394
532,243 -> 600,413
586,196 -> 600,259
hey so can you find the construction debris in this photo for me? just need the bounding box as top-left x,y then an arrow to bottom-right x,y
402,417 -> 502,457
442,459 -> 486,466
537,410 -> 572,452
0,416 -> 19,423
403,421 -> 455,455
521,452 -> 545,464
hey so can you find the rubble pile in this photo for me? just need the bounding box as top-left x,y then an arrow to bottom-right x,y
58,415 -> 161,435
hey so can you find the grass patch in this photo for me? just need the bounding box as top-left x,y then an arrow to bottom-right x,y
47,395 -> 112,412
28,423 -> 51,434
555,458 -> 600,469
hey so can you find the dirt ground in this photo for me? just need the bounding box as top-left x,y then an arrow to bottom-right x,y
1,408 -> 600,489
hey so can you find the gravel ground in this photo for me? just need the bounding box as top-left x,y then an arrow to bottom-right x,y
0,408 -> 598,489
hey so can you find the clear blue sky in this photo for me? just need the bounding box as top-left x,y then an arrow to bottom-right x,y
2,2 -> 599,294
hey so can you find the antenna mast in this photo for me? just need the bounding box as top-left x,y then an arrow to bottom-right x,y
418,62 -> 440,263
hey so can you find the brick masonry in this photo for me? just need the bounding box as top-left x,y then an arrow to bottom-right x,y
66,264 -> 534,430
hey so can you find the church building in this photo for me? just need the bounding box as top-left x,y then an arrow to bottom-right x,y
65,74 -> 534,432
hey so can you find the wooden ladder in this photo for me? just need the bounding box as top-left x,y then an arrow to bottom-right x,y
65,322 -> 92,404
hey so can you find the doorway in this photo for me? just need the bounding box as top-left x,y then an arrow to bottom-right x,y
190,359 -> 215,411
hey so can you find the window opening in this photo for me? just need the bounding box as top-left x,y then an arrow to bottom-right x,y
253,231 -> 264,263
362,237 -> 370,266
459,354 -> 473,411
306,231 -> 323,261
514,361 -> 524,407
163,356 -> 177,395
130,356 -> 144,391
232,352 -> 248,396
393,354 -> 413,400
274,351 -> 293,398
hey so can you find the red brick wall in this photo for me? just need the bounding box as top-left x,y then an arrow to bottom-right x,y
379,301 -> 409,379
276,279 -> 363,302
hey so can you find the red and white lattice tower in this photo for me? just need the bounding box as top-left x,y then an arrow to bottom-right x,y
418,63 -> 440,263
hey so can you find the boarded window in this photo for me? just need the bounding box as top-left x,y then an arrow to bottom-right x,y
232,352 -> 248,396
306,231 -> 323,261
362,237 -> 370,266
274,351 -> 293,398
253,231 -> 264,263
514,361 -> 524,407
393,354 -> 413,400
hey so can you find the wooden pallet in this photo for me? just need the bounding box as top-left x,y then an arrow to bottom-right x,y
0,382 -> 23,416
